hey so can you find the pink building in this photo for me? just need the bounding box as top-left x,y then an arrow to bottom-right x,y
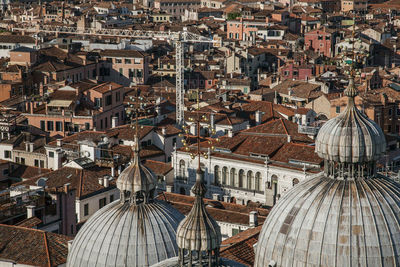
24,81 -> 124,136
280,63 -> 314,81
304,27 -> 339,57
227,18 -> 268,41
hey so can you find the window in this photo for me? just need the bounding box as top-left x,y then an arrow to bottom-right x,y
95,98 -> 102,108
20,158 -> 25,165
40,160 -> 44,168
56,121 -> 62,131
389,108 -> 392,116
47,121 -> 54,131
34,159 -> 39,167
99,197 -> 107,209
116,58 -> 122,64
85,123 -> 90,130
49,151 -> 54,158
92,69 -> 97,78
15,157 -> 20,163
119,68 -> 123,76
318,35 -> 323,40
105,117 -> 108,128
106,95 -> 112,106
336,106 -> 340,114
110,194 -> 114,203
84,204 -> 89,216
125,58 -> 131,64
4,150 -> 11,159
134,58 -> 141,64
40,120 -> 45,130
116,91 -> 120,102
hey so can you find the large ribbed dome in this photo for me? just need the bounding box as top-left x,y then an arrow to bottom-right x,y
254,74 -> 398,267
254,175 -> 400,267
67,199 -> 184,267
315,78 -> 386,163
67,135 -> 184,267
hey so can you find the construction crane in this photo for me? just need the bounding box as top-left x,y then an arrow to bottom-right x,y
12,24 -> 215,127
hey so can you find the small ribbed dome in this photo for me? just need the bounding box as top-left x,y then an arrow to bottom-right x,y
67,134 -> 184,267
67,200 -> 184,267
254,175 -> 400,267
176,170 -> 221,252
315,78 -> 386,163
117,137 -> 156,196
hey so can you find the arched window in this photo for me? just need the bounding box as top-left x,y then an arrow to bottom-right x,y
239,169 -> 244,188
179,160 -> 186,178
230,168 -> 236,187
292,178 -> 299,187
222,167 -> 228,185
214,165 -> 220,185
247,171 -> 254,190
255,172 -> 261,191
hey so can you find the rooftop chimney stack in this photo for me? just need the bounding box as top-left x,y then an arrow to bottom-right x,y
26,205 -> 35,218
255,110 -> 262,125
57,139 -> 63,147
103,177 -> 109,188
166,185 -> 173,193
249,211 -> 258,227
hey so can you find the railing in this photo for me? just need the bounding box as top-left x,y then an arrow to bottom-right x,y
298,125 -> 320,135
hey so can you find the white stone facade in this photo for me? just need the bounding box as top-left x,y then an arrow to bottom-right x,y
172,149 -> 313,206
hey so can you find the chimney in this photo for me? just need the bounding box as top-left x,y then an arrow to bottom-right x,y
161,127 -> 167,135
111,116 -> 118,128
111,166 -> 115,177
98,177 -> 104,186
210,113 -> 215,129
246,124 -> 251,129
228,129 -> 233,137
255,110 -> 262,125
166,185 -> 173,193
223,195 -> 230,202
249,211 -> 258,227
26,205 -> 35,218
212,193 -> 219,200
64,183 -> 70,193
103,177 -> 109,188
57,139 -> 63,147
287,135 -> 291,143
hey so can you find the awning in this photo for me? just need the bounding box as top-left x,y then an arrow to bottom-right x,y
48,100 -> 73,107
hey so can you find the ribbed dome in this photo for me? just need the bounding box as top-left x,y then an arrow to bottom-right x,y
116,136 -> 156,196
67,200 -> 185,267
67,134 -> 185,267
176,170 -> 221,252
315,78 -> 386,163
254,175 -> 400,267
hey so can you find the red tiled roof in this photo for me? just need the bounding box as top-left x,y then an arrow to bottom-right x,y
14,166 -> 114,199
220,225 -> 262,266
0,224 -> 71,267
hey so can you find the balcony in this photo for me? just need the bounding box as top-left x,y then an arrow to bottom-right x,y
298,125 -> 320,136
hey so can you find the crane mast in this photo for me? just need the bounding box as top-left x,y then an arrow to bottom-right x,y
12,25 -> 214,127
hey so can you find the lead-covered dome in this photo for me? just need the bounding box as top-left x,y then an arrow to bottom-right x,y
67,136 -> 184,267
315,78 -> 386,163
254,175 -> 400,267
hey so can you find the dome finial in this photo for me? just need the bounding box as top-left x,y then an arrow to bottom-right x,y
116,92 -> 155,204
176,89 -> 221,266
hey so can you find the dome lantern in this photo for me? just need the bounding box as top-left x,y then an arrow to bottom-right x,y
315,75 -> 386,180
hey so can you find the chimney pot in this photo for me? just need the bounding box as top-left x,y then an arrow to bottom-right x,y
103,177 -> 109,188
212,193 -> 219,200
98,177 -> 104,186
166,185 -> 173,193
26,205 -> 35,218
64,183 -> 70,193
249,210 -> 258,227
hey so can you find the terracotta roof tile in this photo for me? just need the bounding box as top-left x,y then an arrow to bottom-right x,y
0,224 -> 71,266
